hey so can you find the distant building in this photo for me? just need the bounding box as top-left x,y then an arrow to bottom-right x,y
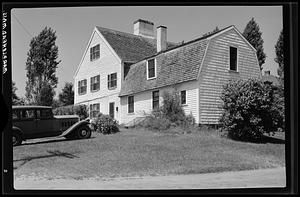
262,70 -> 281,86
74,19 -> 261,125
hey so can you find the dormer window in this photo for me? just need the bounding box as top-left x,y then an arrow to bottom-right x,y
90,44 -> 100,61
147,58 -> 156,79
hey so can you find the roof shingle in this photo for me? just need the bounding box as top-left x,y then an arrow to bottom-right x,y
96,26 -> 178,62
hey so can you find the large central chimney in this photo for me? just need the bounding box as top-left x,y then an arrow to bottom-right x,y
157,26 -> 167,52
133,19 -> 154,39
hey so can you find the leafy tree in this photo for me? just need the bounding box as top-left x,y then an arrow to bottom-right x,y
58,82 -> 74,106
12,81 -> 20,105
202,26 -> 220,37
220,79 -> 285,142
275,30 -> 284,88
243,18 -> 266,71
25,26 -> 61,106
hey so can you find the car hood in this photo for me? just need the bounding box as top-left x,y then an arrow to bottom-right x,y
54,115 -> 80,119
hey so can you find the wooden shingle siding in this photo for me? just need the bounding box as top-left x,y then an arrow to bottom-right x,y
198,29 -> 261,124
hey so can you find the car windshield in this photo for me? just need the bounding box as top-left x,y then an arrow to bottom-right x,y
21,110 -> 35,119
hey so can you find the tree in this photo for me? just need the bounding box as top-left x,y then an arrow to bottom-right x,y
25,26 -> 61,106
202,26 -> 220,37
275,30 -> 284,88
58,82 -> 74,106
243,18 -> 266,71
12,81 -> 20,105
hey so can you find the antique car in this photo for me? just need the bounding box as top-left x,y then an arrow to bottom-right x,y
12,105 -> 92,146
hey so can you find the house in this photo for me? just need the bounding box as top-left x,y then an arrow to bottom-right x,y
74,19 -> 261,125
262,70 -> 281,86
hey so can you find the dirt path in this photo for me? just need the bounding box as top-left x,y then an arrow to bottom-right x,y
14,167 -> 286,190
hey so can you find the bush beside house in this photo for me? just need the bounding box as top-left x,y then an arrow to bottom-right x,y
138,91 -> 195,133
219,78 -> 285,142
90,113 -> 120,134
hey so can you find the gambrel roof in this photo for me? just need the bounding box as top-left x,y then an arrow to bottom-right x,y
96,26 -> 179,62
119,25 -> 246,97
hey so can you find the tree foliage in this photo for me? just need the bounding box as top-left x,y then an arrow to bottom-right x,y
12,81 -> 20,105
275,30 -> 284,88
243,18 -> 266,71
202,26 -> 220,37
58,82 -> 74,106
25,26 -> 61,106
220,78 -> 285,142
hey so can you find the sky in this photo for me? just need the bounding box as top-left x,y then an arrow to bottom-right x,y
11,6 -> 283,98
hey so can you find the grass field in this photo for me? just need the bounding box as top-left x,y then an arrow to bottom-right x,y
13,128 -> 285,180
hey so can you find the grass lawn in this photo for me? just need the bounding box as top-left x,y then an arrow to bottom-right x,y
13,128 -> 285,180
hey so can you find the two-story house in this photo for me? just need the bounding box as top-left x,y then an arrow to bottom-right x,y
74,19 -> 261,125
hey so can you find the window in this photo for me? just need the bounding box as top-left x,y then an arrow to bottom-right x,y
21,110 -> 35,120
152,90 -> 159,110
90,103 -> 100,118
12,110 -> 20,120
108,73 -> 117,89
37,109 -> 53,119
147,58 -> 156,79
128,96 -> 134,113
78,79 -> 87,95
90,44 -> 100,61
229,46 -> 237,71
181,90 -> 186,105
90,75 -> 100,92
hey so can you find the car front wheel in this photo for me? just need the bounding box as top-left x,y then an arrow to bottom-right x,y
12,132 -> 22,146
76,125 -> 92,139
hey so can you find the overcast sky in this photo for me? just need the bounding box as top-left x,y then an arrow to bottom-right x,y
11,6 -> 283,98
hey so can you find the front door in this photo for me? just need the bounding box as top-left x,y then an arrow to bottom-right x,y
109,102 -> 115,119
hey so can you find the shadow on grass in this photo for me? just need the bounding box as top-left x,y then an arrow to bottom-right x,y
13,150 -> 80,170
20,137 -> 96,146
260,135 -> 285,144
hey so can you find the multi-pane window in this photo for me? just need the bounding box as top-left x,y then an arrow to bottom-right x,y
90,103 -> 100,118
152,90 -> 159,110
229,46 -> 237,71
78,79 -> 87,95
90,44 -> 100,61
181,90 -> 186,105
128,96 -> 134,113
108,73 -> 117,89
90,75 -> 100,92
147,59 -> 156,79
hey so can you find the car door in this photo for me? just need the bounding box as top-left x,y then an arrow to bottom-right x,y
35,108 -> 55,137
18,109 -> 37,138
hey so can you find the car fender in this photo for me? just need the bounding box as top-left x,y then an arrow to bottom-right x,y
12,126 -> 23,135
58,119 -> 90,137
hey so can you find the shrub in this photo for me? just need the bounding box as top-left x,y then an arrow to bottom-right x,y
138,91 -> 195,132
53,105 -> 88,120
219,78 -> 285,142
91,113 -> 119,134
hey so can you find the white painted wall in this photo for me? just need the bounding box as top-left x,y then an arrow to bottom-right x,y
74,29 -> 122,121
119,80 -> 199,124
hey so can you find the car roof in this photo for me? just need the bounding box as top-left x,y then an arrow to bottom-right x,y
12,105 -> 52,110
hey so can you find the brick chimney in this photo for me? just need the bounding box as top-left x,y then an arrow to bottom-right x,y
157,26 -> 167,52
264,70 -> 271,75
133,19 -> 154,39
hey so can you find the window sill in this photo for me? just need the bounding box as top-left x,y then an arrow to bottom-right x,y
78,93 -> 87,96
147,77 -> 156,81
228,70 -> 239,74
91,89 -> 100,93
127,112 -> 135,115
108,87 -> 117,90
181,104 -> 188,107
